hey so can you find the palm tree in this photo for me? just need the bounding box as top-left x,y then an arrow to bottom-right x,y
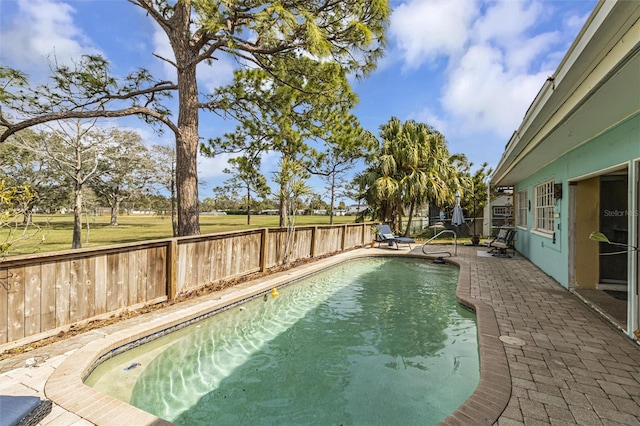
356,117 -> 461,236
398,121 -> 456,235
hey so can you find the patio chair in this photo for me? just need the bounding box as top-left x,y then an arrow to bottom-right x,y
375,224 -> 415,250
487,228 -> 509,253
0,395 -> 52,426
490,229 -> 516,258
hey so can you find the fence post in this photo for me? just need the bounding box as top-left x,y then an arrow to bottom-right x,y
260,228 -> 269,272
310,226 -> 317,258
341,225 -> 347,251
167,239 -> 178,299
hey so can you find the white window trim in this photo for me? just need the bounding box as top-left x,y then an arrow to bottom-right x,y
516,190 -> 528,228
534,180 -> 555,233
531,228 -> 554,239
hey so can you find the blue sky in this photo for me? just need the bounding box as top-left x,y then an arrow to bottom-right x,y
0,0 -> 597,203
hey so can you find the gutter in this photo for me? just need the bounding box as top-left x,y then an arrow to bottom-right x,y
491,0 -> 631,186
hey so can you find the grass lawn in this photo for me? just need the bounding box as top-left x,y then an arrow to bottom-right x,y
2,214 -> 468,258
1,214 -> 360,257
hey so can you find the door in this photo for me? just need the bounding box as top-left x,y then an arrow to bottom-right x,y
599,174 -> 628,285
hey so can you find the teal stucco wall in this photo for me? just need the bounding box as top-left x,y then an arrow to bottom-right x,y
513,113 -> 640,288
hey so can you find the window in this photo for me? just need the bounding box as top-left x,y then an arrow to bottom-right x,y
516,190 -> 527,227
492,205 -> 513,228
493,206 -> 512,216
534,181 -> 554,232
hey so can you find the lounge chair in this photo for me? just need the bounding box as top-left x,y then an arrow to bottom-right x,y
489,229 -> 516,258
0,395 -> 52,426
375,224 -> 415,250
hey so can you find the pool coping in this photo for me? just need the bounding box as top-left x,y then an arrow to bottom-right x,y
441,255 -> 511,425
45,249 -> 510,425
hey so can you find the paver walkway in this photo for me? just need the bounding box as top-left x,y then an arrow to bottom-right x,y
1,245 -> 639,425
456,245 -> 640,425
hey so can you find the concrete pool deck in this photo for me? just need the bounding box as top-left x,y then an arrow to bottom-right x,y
1,245 -> 639,425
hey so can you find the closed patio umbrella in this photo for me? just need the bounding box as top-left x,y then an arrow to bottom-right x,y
452,190 -> 465,226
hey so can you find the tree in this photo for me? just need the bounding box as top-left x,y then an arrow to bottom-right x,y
210,186 -> 242,212
222,155 -> 270,225
0,2 -> 389,237
149,145 -> 178,236
14,119 -> 108,249
274,158 -> 312,264
356,118 -> 460,235
0,129 -> 67,221
204,58 -> 360,227
91,129 -> 154,226
309,121 -> 376,224
307,193 -> 329,213
127,193 -> 172,217
340,179 -> 368,221
460,162 -> 493,237
0,66 -> 27,104
0,180 -> 38,257
199,197 -> 217,213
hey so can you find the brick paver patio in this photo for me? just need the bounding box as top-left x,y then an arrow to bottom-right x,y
1,245 -> 639,425
449,245 -> 640,425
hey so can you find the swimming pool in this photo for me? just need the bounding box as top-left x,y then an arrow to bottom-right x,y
85,257 -> 479,425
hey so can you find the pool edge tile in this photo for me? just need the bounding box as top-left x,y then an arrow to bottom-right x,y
442,256 -> 511,425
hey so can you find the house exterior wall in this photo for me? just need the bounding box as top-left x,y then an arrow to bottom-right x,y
514,113 -> 640,288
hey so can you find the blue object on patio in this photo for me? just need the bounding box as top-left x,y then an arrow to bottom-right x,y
375,224 -> 415,250
0,396 -> 52,426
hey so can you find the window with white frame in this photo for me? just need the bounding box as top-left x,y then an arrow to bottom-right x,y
534,181 -> 554,232
492,206 -> 512,216
516,190 -> 527,227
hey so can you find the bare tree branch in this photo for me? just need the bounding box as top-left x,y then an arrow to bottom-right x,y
0,106 -> 178,143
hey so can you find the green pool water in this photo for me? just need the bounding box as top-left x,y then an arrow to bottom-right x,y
86,257 -> 479,425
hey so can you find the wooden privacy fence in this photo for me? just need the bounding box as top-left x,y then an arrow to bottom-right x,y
0,223 -> 369,348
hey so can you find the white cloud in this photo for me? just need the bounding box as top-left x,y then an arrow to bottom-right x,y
115,122 -> 168,147
472,0 -> 542,45
390,0 -> 573,141
390,0 -> 478,69
197,60 -> 236,93
504,31 -> 559,72
0,0 -> 99,72
198,152 -> 233,180
150,27 -> 177,82
442,43 -> 551,137
564,10 -> 592,34
472,0 -> 560,73
408,107 -> 449,135
258,150 -> 282,176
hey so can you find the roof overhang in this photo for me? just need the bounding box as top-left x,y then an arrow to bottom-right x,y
491,0 -> 640,187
